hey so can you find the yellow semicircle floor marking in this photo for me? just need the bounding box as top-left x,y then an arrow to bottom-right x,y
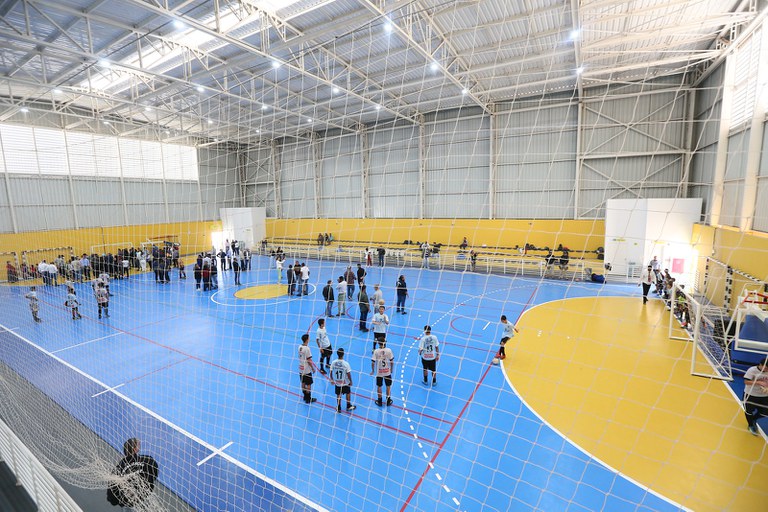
234,284 -> 286,299
505,296 -> 768,512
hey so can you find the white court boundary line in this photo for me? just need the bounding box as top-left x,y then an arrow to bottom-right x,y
0,322 -> 329,512
52,332 -> 122,354
500,297 -> 691,512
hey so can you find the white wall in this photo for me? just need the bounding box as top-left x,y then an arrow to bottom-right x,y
605,198 -> 702,283
219,207 -> 266,250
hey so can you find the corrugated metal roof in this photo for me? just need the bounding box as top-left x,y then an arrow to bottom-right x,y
0,0 -> 757,143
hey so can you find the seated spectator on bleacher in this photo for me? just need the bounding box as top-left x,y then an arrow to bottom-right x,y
558,250 -> 570,277
6,261 -> 18,283
318,233 -> 325,246
544,251 -> 556,275
459,237 -> 468,250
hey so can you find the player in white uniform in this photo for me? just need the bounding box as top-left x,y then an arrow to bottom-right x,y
372,305 -> 389,353
66,290 -> 83,320
24,287 -> 41,323
315,318 -> 332,374
298,333 -> 317,404
329,348 -> 356,413
498,315 -> 519,360
371,340 -> 395,406
418,325 -> 440,385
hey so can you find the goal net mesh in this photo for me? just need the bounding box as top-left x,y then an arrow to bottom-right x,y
0,2 -> 767,512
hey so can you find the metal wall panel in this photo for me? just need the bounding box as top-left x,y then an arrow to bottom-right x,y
321,134 -> 361,178
0,179 -> 6,207
754,179 -> 768,232
369,195 -> 420,218
282,198 -> 314,218
496,190 -> 574,219
582,91 -> 686,155
720,181 -> 744,228
124,181 -> 165,204
724,130 -> 749,180
72,179 -> 122,205
690,147 -> 716,222
14,205 -> 74,231
695,64 -> 724,119
760,123 -> 768,178
0,207 -> 12,232
78,205 -> 124,228
8,177 -> 45,206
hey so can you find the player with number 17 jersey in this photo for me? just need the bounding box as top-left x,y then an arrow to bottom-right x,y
330,359 -> 352,386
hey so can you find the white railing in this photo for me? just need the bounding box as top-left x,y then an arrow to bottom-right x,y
272,244 -> 593,281
0,416 -> 83,512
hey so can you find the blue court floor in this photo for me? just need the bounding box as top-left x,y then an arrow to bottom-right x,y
0,254 -> 689,511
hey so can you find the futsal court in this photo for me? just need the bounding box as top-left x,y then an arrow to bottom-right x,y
2,251 -> 766,512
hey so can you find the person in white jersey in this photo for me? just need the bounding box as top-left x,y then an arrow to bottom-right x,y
498,315 -> 519,360
418,325 -> 440,386
329,348 -> 356,413
300,262 -> 310,296
25,286 -> 41,323
372,305 -> 389,353
276,256 -> 283,284
744,358 -> 768,436
315,318 -> 333,374
371,339 -> 395,407
370,284 -> 384,310
298,334 -> 317,404
335,276 -> 347,316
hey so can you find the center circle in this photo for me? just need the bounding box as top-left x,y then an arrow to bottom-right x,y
234,284 -> 287,300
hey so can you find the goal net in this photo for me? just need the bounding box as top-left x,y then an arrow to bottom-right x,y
0,2 -> 767,512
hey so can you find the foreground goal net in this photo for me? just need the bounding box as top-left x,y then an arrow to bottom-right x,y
0,2 -> 767,512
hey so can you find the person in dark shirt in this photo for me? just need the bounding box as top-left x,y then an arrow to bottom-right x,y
107,438 -> 159,508
396,275 -> 408,314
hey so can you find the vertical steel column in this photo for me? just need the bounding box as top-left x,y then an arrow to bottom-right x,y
271,140 -> 282,219
574,101 -> 584,219
116,138 -> 130,226
739,27 -> 768,231
709,53 -> 735,226
488,110 -> 496,220
418,115 -> 425,219
0,131 -> 19,233
61,132 -> 79,229
360,127 -> 370,219
237,147 -> 248,208
680,87 -> 697,199
311,133 -> 323,219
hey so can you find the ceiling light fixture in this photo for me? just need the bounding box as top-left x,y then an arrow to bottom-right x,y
19,107 -> 29,113
261,104 -> 269,110
461,88 -> 469,95
196,85 -> 205,92
53,88 -> 63,95
576,66 -> 584,75
570,29 -> 581,41
103,120 -> 111,125
207,119 -> 214,124
375,104 -> 382,111
173,20 -> 186,30
271,60 -> 281,69
332,86 -> 340,94
384,21 -> 393,33
98,59 -> 111,68
430,61 -> 440,72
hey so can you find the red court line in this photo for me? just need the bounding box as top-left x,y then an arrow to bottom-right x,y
399,285 -> 539,511
37,296 -> 437,446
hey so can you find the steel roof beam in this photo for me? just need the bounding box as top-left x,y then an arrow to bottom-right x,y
360,0 -> 491,115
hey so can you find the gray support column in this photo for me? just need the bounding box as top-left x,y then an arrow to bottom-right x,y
311,133 -> 323,219
574,101 -> 584,219
488,110 -> 496,220
710,54 -> 735,226
739,28 -> 768,231
160,143 -> 170,223
237,147 -> 248,208
116,138 -> 130,226
680,88 -> 697,199
418,115 -> 426,219
360,127 -> 370,219
0,131 -> 18,233
272,140 -> 282,219
60,132 -> 80,229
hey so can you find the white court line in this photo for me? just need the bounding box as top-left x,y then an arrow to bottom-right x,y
197,441 -> 234,466
52,332 -> 122,354
482,321 -> 490,330
499,298 -> 691,512
92,383 -> 125,398
0,321 -> 329,512
0,326 -> 18,333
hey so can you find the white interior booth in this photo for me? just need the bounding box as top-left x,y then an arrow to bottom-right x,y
213,207 -> 267,253
604,198 -> 703,285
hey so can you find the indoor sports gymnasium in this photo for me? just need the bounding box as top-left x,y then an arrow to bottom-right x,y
0,1 -> 767,511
